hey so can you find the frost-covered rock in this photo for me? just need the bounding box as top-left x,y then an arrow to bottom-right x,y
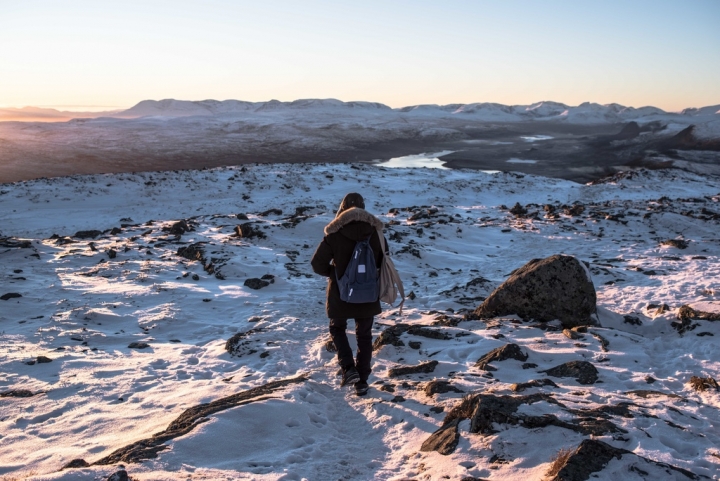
474,254 -> 597,328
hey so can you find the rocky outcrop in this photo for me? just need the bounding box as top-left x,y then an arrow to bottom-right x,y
420,419 -> 460,455
475,343 -> 528,370
541,361 -> 599,385
474,255 -> 597,328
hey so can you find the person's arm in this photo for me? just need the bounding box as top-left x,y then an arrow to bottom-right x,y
311,237 -> 334,277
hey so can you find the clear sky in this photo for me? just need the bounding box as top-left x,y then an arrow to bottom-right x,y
1,0 -> 719,111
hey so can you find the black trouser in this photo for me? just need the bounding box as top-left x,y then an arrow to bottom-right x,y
329,317 -> 374,381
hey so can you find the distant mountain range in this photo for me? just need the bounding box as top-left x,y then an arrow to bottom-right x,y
2,99 -> 719,124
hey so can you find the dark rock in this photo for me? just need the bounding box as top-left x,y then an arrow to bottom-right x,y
1,293 -> 22,301
689,376 -> 719,392
107,469 -> 129,481
128,342 -> 150,349
388,360 -> 439,377
511,378 -> 558,392
522,362 -> 538,369
177,243 -> 205,262
110,227 -> 122,235
541,361 -> 599,385
509,202 -> 528,217
0,389 -> 35,398
474,255 -> 597,328
408,341 -> 422,349
234,223 -> 266,239
390,395 -> 406,403
237,213 -> 249,220
259,208 -> 282,216
107,249 -> 117,259
475,343 -> 528,370
373,324 -> 409,350
420,418 -> 460,455
623,315 -> 642,326
677,305 -> 720,321
546,439 -> 702,481
62,458 -> 90,469
661,239 -> 689,249
259,351 -> 270,358
379,384 -> 395,393
0,237 -> 32,248
407,326 -> 451,340
165,220 -> 190,236
564,204 -> 585,216
424,380 -> 464,397
36,356 -> 52,363
244,278 -> 270,290
74,230 -> 102,239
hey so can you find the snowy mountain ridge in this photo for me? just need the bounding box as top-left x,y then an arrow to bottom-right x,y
110,98 -> 720,124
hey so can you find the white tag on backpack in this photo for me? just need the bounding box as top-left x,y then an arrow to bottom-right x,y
358,264 -> 366,273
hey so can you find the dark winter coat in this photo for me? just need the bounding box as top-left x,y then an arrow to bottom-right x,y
311,208 -> 385,319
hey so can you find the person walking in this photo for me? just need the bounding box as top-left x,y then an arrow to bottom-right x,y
311,193 -> 385,396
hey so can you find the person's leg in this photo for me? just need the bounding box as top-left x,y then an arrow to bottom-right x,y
329,318 -> 354,370
354,317 -> 374,381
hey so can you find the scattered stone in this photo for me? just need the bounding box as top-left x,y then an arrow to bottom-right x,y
407,325 -> 451,340
626,390 -> 683,399
661,239 -> 689,249
541,361 -> 599,385
107,469 -> 129,481
164,220 -> 190,236
563,329 -> 583,340
408,341 -> 422,349
373,324 -> 409,350
259,351 -> 270,359
474,255 -> 597,328
0,389 -> 35,398
509,202 -> 528,217
475,343 -> 528,370
546,438 -> 701,481
388,360 -> 438,377
74,230 -> 102,239
390,395 -> 406,403
234,223 -> 266,239
564,204 -> 585,216
590,332 -> 609,352
0,293 -> 22,301
379,384 -> 395,393
244,278 -> 271,290
689,376 -> 719,392
677,305 -> 720,322
177,243 -> 205,262
110,227 -> 122,235
107,248 -> 117,259
420,418 -> 460,455
36,356 -> 52,364
62,459 -> 90,469
237,213 -> 249,220
511,378 -> 559,392
128,342 -> 150,349
259,208 -> 282,216
644,376 -> 656,384
522,362 -> 538,369
424,380 -> 464,397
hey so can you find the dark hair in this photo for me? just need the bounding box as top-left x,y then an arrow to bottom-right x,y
336,192 -> 365,216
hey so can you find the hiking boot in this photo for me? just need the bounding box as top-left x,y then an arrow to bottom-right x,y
354,380 -> 369,396
340,367 -> 360,387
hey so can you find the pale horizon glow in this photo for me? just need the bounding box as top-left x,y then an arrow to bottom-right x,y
1,0 -> 719,112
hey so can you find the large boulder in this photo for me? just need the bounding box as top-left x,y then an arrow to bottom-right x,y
474,255 -> 596,328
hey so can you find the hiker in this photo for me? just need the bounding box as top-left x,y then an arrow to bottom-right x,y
311,193 -> 385,396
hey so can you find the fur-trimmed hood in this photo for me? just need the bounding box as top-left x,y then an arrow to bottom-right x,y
324,208 -> 384,236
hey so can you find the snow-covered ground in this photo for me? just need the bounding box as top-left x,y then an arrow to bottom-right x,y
1,163 -> 719,480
